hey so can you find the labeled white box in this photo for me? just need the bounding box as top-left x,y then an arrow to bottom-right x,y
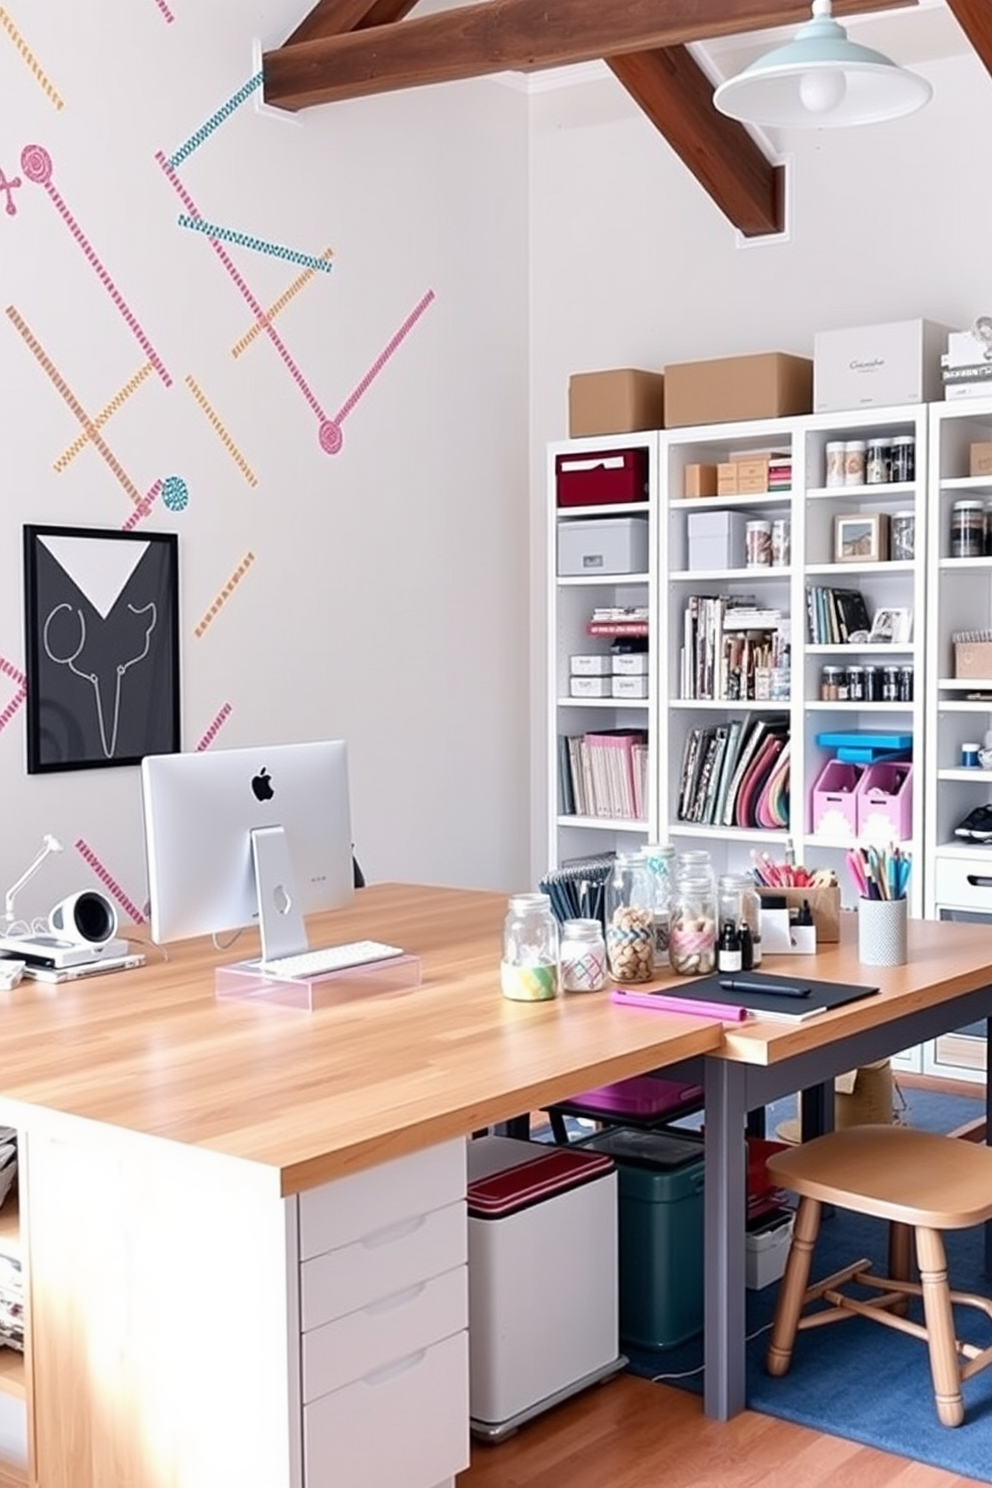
611,653 -> 649,676
686,510 -> 747,570
813,318 -> 952,411
570,675 -> 612,698
570,654 -> 613,676
557,517 -> 649,577
611,675 -> 649,700
746,1208 -> 794,1290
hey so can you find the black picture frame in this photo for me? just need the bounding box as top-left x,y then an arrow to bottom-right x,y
23,525 -> 180,774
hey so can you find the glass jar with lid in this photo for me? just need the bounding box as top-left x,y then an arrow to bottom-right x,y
638,843 -> 675,961
717,872 -> 762,969
500,893 -> 559,1001
951,499 -> 985,558
605,855 -> 656,982
669,865 -> 717,977
559,918 -> 607,993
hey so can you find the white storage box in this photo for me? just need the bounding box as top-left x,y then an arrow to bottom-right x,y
558,517 -> 649,577
611,675 -> 649,700
570,675 -> 612,698
813,319 -> 952,411
687,510 -> 747,570
467,1136 -> 620,1437
571,654 -> 613,676
746,1207 -> 794,1290
612,653 -> 649,675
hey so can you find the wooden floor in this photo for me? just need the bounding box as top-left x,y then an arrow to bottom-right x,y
457,1373 -> 984,1488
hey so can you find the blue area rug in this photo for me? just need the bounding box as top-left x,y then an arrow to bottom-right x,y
625,1085 -> 992,1484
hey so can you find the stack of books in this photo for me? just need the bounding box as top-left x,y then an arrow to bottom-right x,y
676,713 -> 790,830
558,729 -> 648,821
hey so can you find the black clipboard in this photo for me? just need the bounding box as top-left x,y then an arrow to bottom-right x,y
660,971 -> 880,1023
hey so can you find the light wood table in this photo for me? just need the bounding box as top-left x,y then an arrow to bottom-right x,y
697,911 -> 992,1421
0,882 -> 722,1488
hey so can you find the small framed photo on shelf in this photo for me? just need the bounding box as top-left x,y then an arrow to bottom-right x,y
868,607 -> 913,644
833,512 -> 889,564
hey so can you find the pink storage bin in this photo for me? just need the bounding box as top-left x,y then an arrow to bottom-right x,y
811,759 -> 862,838
856,762 -> 913,843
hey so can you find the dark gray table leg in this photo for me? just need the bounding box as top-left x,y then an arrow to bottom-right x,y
703,1056 -> 749,1420
800,1081 -> 834,1142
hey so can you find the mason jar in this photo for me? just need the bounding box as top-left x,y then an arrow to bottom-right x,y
638,843 -> 675,960
717,872 -> 762,968
605,855 -> 656,983
669,867 -> 717,977
560,918 -> 607,993
500,893 -> 560,1001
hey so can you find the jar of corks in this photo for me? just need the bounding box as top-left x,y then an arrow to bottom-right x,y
605,854 -> 656,982
668,865 -> 718,976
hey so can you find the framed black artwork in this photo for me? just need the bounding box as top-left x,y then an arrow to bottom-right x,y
23,525 -> 180,773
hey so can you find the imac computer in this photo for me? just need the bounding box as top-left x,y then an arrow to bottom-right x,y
141,739 -> 354,963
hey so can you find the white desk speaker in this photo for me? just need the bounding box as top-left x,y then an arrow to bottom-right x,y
49,891 -> 118,946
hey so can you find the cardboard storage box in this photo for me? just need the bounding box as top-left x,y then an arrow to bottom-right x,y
687,509 -> 747,570
611,675 -> 649,700
757,885 -> 841,942
570,675 -> 612,698
556,448 -> 649,508
558,516 -> 649,577
663,352 -> 812,429
856,762 -> 913,844
813,319 -> 952,412
955,641 -> 992,679
811,758 -> 863,838
684,463 -> 718,498
571,654 -> 613,676
970,442 -> 992,477
568,370 -> 665,437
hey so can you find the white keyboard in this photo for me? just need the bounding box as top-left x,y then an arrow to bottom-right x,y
259,939 -> 404,980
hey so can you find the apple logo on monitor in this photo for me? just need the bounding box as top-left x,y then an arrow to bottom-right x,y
251,767 -> 274,802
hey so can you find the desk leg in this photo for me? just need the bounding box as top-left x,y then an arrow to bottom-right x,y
703,1057 -> 748,1421
987,1018 -> 992,1276
800,1081 -> 834,1142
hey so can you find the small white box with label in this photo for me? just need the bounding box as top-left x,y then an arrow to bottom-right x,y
570,655 -> 613,676
611,676 -> 649,700
570,676 -> 613,699
612,653 -> 649,676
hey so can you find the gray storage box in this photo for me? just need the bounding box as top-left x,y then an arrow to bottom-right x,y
687,510 -> 747,570
558,517 -> 649,577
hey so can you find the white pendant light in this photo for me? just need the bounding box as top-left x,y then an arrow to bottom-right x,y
713,0 -> 932,129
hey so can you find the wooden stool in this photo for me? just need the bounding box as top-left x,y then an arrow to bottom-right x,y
765,1124 -> 992,1427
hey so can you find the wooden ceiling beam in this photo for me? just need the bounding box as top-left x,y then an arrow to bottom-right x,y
945,0 -> 992,77
284,0 -> 419,44
264,0 -> 916,111
608,47 -> 784,238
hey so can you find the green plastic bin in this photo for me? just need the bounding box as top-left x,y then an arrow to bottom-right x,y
581,1127 -> 704,1352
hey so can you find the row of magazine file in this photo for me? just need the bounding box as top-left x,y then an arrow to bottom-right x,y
557,729 -> 647,822
678,713 -> 790,830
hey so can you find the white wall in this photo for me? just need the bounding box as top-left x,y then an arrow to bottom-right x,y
1,0 -> 532,929
526,40 -> 992,877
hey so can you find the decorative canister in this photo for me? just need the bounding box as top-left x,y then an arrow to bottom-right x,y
668,867 -> 717,977
605,855 -> 656,982
560,918 -> 607,992
500,893 -> 560,1001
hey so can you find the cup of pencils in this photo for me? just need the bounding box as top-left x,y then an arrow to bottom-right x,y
848,846 -> 910,967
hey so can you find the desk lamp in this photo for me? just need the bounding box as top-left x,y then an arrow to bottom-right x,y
3,834 -> 63,932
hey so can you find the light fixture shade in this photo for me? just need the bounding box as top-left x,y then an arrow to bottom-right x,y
713,0 -> 932,129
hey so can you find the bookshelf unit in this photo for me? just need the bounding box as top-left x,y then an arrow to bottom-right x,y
922,395 -> 992,1083
547,431 -> 659,869
0,1194 -> 26,1486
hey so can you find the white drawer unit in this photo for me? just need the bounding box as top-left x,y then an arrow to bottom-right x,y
933,855 -> 992,913
301,1199 -> 465,1330
303,1330 -> 469,1488
294,1140 -> 470,1488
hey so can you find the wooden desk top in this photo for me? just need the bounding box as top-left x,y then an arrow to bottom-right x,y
714,910 -> 992,1066
0,883 -> 721,1196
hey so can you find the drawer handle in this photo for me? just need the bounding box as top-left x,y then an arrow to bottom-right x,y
362,1348 -> 427,1388
365,1282 -> 426,1317
559,455 -> 624,473
965,875 -> 992,888
361,1214 -> 427,1250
